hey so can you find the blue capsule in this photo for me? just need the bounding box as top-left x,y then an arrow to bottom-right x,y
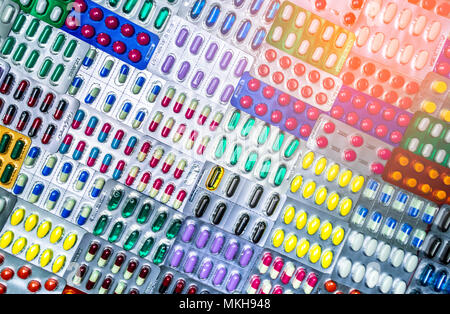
118,102 -> 132,121
77,205 -> 92,226
24,146 -> 41,167
236,20 -> 251,42
88,147 -> 100,166
72,109 -> 86,128
61,198 -> 76,218
118,64 -> 130,83
103,94 -> 116,113
91,177 -> 105,198
75,170 -> 90,191
367,211 -> 382,233
381,217 -> 397,238
265,0 -> 280,22
59,162 -> 73,183
190,0 -> 206,20
250,0 -> 264,15
351,206 -> 368,226
251,28 -> 266,50
419,264 -> 435,286
69,77 -> 83,95
407,198 -> 423,218
13,174 -> 28,195
29,183 -> 44,203
132,76 -> 146,94
148,83 -> 162,103
379,185 -> 394,205
392,192 -> 408,212
363,179 -> 379,199
46,189 -> 61,210
86,116 -> 99,134
422,204 -> 438,224
205,5 -> 220,28
132,110 -> 146,129
434,270 -> 448,292
221,13 -> 236,35
84,86 -> 100,104
41,156 -> 57,176
100,59 -> 114,77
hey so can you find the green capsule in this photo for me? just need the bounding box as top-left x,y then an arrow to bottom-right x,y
123,230 -> 140,251
241,118 -> 255,137
284,139 -> 299,158
258,125 -> 270,145
274,165 -> 287,186
108,0 -> 119,7
153,243 -> 168,264
122,196 -> 138,218
136,202 -> 152,224
85,48 -> 97,64
107,188 -> 123,210
52,34 -> 66,53
123,0 -> 138,13
93,215 -> 109,236
0,134 -> 11,153
51,64 -> 65,83
38,58 -> 53,78
25,18 -> 40,38
227,110 -> 241,131
230,144 -> 242,166
0,164 -> 14,184
64,40 -> 78,59
244,152 -> 258,172
259,159 -> 271,179
214,137 -> 227,159
139,237 -> 155,257
151,211 -> 168,232
272,132 -> 284,152
1,37 -> 16,55
12,14 -> 26,33
25,50 -> 40,70
12,43 -> 27,62
139,0 -> 154,22
166,219 -> 182,239
38,25 -> 52,45
108,221 -> 124,243
11,140 -> 25,160
154,7 -> 169,30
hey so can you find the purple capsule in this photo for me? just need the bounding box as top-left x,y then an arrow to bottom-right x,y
207,77 -> 220,96
161,55 -> 175,73
220,51 -> 233,70
176,28 -> 189,47
213,265 -> 227,286
177,61 -> 191,81
226,272 -> 241,292
184,253 -> 198,273
238,246 -> 253,267
220,84 -> 234,103
195,228 -> 210,248
210,234 -> 224,254
181,223 -> 196,242
234,58 -> 248,77
170,247 -> 185,267
224,240 -> 239,260
205,43 -> 219,62
190,35 -> 204,55
191,70 -> 205,89
198,258 -> 213,279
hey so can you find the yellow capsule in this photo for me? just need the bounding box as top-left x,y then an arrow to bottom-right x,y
326,164 -> 340,182
52,255 -> 66,273
0,231 -> 14,248
26,244 -> 40,261
205,166 -> 224,191
283,206 -> 296,225
296,210 -> 308,230
37,221 -> 52,238
272,229 -> 284,248
24,214 -> 39,232
315,186 -> 327,205
332,227 -> 345,246
12,237 -> 27,254
326,192 -> 340,211
49,226 -> 64,244
40,249 -> 53,267
339,198 -> 353,217
321,250 -> 334,269
320,221 -> 333,240
10,208 -> 25,226
351,175 -> 365,193
63,233 -> 78,251
290,175 -> 303,193
296,238 -> 310,258
338,170 -> 353,187
314,157 -> 327,175
284,234 -> 298,253
302,181 -> 316,199
302,151 -> 315,169
309,244 -> 322,263
307,216 -> 321,235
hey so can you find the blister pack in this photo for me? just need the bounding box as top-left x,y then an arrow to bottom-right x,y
245,249 -> 321,294
382,147 -> 449,205
407,260 -> 449,294
0,187 -> 17,230
409,73 -> 450,122
166,217 -> 262,293
0,198 -> 86,275
148,15 -> 253,105
85,180 -> 184,265
350,177 -> 438,252
231,72 -> 325,141
332,229 -> 418,294
0,13 -> 89,94
400,112 -> 449,167
339,53 -> 421,110
287,150 -> 366,221
0,126 -> 31,189
420,204 -> 449,266
329,86 -> 413,146
0,0 -> 19,39
0,69 -> 80,153
63,0 -> 160,70
59,105 -> 203,210
307,114 -> 393,176
153,265 -> 220,294
0,249 -> 66,294
317,277 -> 362,294
408,0 -> 450,17
250,44 -> 341,111
63,233 -> 160,294
351,0 -> 450,81
266,1 -> 356,76
434,39 -> 450,79
178,0 -> 280,54
11,0 -> 73,27
268,198 -> 348,273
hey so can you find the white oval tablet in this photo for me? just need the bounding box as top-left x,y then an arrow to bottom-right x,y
325,54 -> 337,68
365,268 -> 380,288
351,263 -> 366,283
403,253 -> 418,273
35,0 -> 48,14
50,6 -> 62,22
282,5 -> 293,21
385,38 -> 399,59
377,243 -> 391,262
383,3 -> 397,24
308,19 -> 321,34
417,117 -> 430,131
390,248 -> 404,268
1,5 -> 16,24
322,26 -> 334,41
350,232 -> 364,251
400,45 -> 414,64
371,32 -> 385,53
435,149 -> 446,164
285,33 -> 297,49
415,50 -> 429,70
338,257 -> 352,278
421,143 -> 433,158
295,11 -> 306,28
392,279 -> 406,294
312,47 -> 324,62
298,40 -> 310,55
379,274 -> 393,293
413,15 -> 427,35
357,27 -> 370,47
364,238 -> 378,257
398,9 -> 412,29
335,33 -> 348,48
366,0 -> 381,18
408,138 -> 419,152
271,26 -> 283,42
427,21 -> 441,42
431,124 -> 443,137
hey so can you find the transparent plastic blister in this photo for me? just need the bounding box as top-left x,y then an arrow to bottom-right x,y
268,197 -> 349,273
0,186 -> 17,230
331,229 -> 418,294
244,249 -> 322,294
0,249 -> 66,294
0,198 -> 86,275
178,0 -> 281,55
12,0 -> 73,28
148,15 -> 253,105
287,149 -> 366,221
0,69 -> 80,153
0,12 -> 90,93
165,217 -> 262,293
307,114 -> 393,176
0,0 -> 19,39
420,232 -> 449,267
434,39 -> 450,79
407,259 -> 449,294
63,233 -> 161,294
250,44 -> 341,111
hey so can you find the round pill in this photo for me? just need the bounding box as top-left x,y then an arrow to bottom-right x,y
349,231 -> 364,251
113,41 -> 126,54
271,110 -> 282,123
128,49 -> 142,63
299,125 -> 311,137
343,149 -> 356,162
377,242 -> 391,262
379,274 -> 393,294
351,263 -> 365,283
81,24 -> 95,38
403,253 -> 418,273
262,86 -> 275,98
346,112 -> 359,125
255,103 -> 268,116
97,33 -> 111,46
364,238 -> 378,256
337,257 -> 352,278
89,7 -> 103,21
330,106 -> 344,119
121,24 -> 135,37
105,16 -> 119,29
323,121 -> 335,133
390,248 -> 404,268
137,33 -> 150,45
316,136 -> 328,148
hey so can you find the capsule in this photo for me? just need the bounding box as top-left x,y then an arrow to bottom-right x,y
91,177 -> 105,198
29,183 -> 44,203
45,189 -> 60,210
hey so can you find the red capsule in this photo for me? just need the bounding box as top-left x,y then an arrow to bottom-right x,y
27,87 -> 41,107
0,73 -> 13,94
88,242 -> 99,257
28,117 -> 42,138
100,277 -> 113,292
14,80 -> 29,100
159,273 -> 173,293
41,124 -> 56,144
113,253 -> 126,269
126,260 -> 138,274
187,285 -> 197,294
3,104 -> 16,125
53,100 -> 67,120
40,93 -> 55,113
16,111 -> 30,131
173,279 -> 185,294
